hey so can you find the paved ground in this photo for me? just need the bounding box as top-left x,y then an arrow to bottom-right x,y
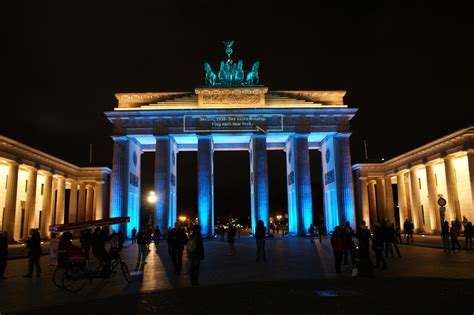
1,236 -> 473,314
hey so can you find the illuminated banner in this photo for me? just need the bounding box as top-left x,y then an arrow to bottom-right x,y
183,114 -> 283,133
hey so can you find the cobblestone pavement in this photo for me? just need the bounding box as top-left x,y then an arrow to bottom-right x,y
1,236 -> 473,314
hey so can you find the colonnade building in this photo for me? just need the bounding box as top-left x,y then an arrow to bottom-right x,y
0,136 -> 111,241
105,87 -> 358,238
353,126 -> 474,233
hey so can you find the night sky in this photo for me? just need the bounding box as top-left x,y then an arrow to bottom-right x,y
4,2 -> 474,225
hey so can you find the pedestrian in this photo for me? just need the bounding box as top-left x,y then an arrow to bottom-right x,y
384,220 -> 402,258
372,223 -> 387,270
330,226 -> 346,274
450,221 -> 462,252
80,229 -> 92,261
92,227 -> 111,277
395,223 -> 402,244
227,223 -> 236,255
146,228 -> 152,251
187,225 -> 205,286
317,224 -> 323,243
131,227 -> 137,244
136,227 -> 148,264
255,220 -> 266,263
154,226 -> 161,246
356,221 -> 373,277
441,221 -> 451,253
0,231 -> 8,279
342,221 -> 356,268
169,222 -> 188,275
403,219 -> 410,243
219,225 -> 225,241
308,224 -> 315,243
276,225 -> 279,236
464,221 -> 473,249
24,229 -> 42,278
117,230 -> 125,251
166,227 -> 172,255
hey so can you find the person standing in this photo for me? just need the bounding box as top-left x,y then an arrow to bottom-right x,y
403,219 -> 411,243
166,227 -> 173,255
317,224 -> 323,243
227,224 -> 236,255
330,226 -> 346,274
136,227 -> 148,264
441,221 -> 451,253
187,225 -> 205,286
154,226 -> 161,246
80,229 -> 92,261
372,223 -> 387,270
131,227 -> 137,244
394,223 -> 402,244
356,221 -> 373,277
385,221 -> 401,258
276,225 -> 279,237
24,229 -> 42,278
464,221 -> 473,249
450,221 -> 462,252
342,222 -> 356,268
0,231 -> 8,279
117,230 -> 125,251
308,224 -> 315,244
169,222 -> 188,275
255,220 -> 267,263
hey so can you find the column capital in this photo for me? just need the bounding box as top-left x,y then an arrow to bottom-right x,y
154,134 -> 170,140
335,132 -> 352,138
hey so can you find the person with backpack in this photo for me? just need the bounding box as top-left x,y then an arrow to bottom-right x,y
255,220 -> 267,263
308,224 -> 315,244
187,225 -> 205,286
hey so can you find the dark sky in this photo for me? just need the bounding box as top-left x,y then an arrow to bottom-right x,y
4,1 -> 474,223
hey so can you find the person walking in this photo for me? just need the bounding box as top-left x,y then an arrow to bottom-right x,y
450,221 -> 462,252
394,223 -> 402,244
0,231 -> 8,279
308,224 -> 315,244
24,229 -> 42,278
169,222 -> 188,275
317,224 -> 323,243
441,221 -> 451,253
166,227 -> 173,255
372,223 -> 387,270
255,220 -> 266,263
92,227 -> 111,276
384,220 -> 399,258
154,226 -> 161,247
330,226 -> 346,274
227,224 -> 236,255
131,227 -> 137,244
136,227 -> 148,264
187,225 -> 205,286
464,221 -> 473,249
356,221 -> 373,277
403,219 -> 412,243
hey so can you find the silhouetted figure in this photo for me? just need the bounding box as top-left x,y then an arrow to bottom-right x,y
317,224 -> 323,243
308,224 -> 315,243
384,220 -> 401,258
330,226 -> 346,274
154,226 -> 161,246
276,225 -> 280,236
131,227 -> 137,244
24,229 -> 42,278
342,221 -> 356,268
404,219 -> 414,243
80,229 -> 92,260
441,221 -> 451,253
394,223 -> 402,244
136,227 -> 148,264
464,221 -> 473,249
356,221 -> 373,277
92,227 -> 111,277
227,224 -> 236,255
450,221 -> 462,252
117,230 -> 125,251
169,222 -> 188,274
372,223 -> 387,270
255,220 -> 266,263
219,226 -> 225,241
0,231 -> 8,279
187,225 -> 205,286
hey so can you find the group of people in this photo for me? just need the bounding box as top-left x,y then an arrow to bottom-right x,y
330,219 -> 402,275
440,217 -> 473,253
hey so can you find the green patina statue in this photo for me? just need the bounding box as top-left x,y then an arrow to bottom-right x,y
203,41 -> 260,86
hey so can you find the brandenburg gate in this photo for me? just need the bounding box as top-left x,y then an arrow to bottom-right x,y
105,42 -> 358,238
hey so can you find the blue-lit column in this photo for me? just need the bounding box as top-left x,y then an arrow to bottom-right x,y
110,136 -> 131,235
286,134 -> 313,236
197,135 -> 214,238
250,135 -> 269,235
155,136 -> 174,236
334,133 -> 356,228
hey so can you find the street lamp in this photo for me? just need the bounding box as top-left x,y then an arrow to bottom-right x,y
147,191 -> 157,204
179,215 -> 187,223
